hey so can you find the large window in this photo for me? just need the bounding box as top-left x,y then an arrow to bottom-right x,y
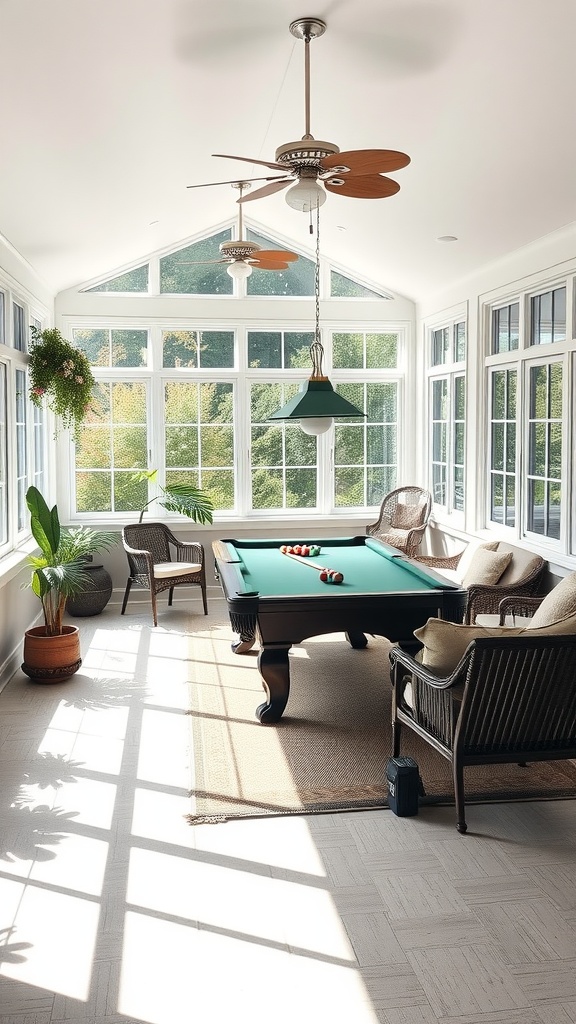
427,316 -> 466,514
485,274 -> 572,550
0,278 -> 47,555
70,319 -> 404,518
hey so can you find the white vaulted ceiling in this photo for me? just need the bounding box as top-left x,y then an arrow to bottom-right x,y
1,0 -> 575,301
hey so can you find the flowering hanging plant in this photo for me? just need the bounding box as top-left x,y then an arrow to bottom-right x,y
28,325 -> 95,436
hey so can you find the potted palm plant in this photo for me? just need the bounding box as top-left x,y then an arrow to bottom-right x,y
132,469 -> 214,524
22,486 -> 116,683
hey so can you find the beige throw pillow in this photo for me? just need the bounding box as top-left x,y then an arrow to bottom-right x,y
462,547 -> 512,588
391,502 -> 424,530
414,610 -> 576,676
529,573 -> 576,627
413,618 -> 524,675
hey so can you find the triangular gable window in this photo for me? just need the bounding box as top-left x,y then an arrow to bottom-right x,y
330,270 -> 390,299
246,230 -> 314,297
84,265 -> 149,293
160,229 -> 233,294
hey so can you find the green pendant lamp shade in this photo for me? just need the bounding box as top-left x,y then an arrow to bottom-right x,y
268,340 -> 366,435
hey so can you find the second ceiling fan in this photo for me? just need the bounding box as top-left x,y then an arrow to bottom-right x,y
181,181 -> 299,280
191,17 -> 411,214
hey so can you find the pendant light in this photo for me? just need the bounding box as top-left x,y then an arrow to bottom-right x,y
267,205 -> 366,435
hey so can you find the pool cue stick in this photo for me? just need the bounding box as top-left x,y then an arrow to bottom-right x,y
284,552 -> 332,574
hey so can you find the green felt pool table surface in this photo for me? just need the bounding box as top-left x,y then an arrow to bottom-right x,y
217,536 -> 456,597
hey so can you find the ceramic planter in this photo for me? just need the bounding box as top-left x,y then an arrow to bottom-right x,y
22,625 -> 82,683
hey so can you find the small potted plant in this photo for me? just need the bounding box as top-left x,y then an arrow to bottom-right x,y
28,325 -> 95,436
22,486 -> 116,683
132,469 -> 214,524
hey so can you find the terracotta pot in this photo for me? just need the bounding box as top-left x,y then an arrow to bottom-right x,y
22,625 -> 82,683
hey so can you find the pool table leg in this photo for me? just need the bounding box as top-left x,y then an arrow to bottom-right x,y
346,630 -> 368,649
255,645 -> 291,723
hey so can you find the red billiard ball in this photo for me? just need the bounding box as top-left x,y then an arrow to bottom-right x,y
293,545 -> 302,555
332,571 -> 344,583
319,570 -> 328,582
301,545 -> 309,556
280,545 -> 287,553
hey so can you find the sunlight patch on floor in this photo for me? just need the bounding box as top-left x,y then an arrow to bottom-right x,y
0,879 -> 99,999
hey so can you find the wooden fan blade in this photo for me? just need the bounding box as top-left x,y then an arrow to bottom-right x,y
322,149 -> 411,174
238,180 -> 292,203
251,260 -> 290,271
324,174 -> 401,199
212,153 -> 286,172
187,175 -> 286,189
256,249 -> 298,262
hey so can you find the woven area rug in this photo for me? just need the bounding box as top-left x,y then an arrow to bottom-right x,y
186,611 -> 576,823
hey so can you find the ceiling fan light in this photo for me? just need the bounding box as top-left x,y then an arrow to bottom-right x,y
227,260 -> 252,281
285,179 -> 326,213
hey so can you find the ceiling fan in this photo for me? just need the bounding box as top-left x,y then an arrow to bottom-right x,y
181,181 -> 299,280
189,17 -> 410,214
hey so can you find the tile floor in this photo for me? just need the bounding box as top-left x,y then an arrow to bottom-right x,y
1,600 -> 576,1024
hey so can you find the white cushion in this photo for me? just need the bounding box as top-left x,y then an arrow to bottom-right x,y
475,613 -> 534,628
462,547 -> 512,588
529,573 -> 576,627
153,561 -> 202,579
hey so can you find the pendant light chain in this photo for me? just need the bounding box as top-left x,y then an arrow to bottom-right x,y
310,202 -> 326,379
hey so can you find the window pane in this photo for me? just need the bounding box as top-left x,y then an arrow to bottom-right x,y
248,332 -> 281,369
164,382 -> 234,510
432,328 -> 449,365
86,265 -> 149,293
15,369 -> 27,529
334,466 -> 364,506
0,364 -> 7,543
111,330 -> 148,367
527,362 -> 562,538
531,286 -> 566,345
455,322 -> 466,362
330,271 -> 387,298
160,231 -> 233,295
284,332 -> 313,369
333,333 -> 363,369
200,331 -> 234,368
74,382 -> 147,513
366,333 -> 398,369
492,303 -> 519,353
13,303 -> 26,352
162,330 -> 198,368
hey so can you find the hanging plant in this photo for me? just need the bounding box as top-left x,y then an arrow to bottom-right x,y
28,325 -> 95,436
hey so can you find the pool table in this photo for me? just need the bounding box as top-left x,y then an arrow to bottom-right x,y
213,536 -> 467,723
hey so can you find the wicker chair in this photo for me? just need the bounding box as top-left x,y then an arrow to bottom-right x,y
367,486 -> 432,559
389,633 -> 576,833
121,522 -> 207,627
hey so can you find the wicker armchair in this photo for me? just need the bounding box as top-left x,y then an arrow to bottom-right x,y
367,486 -> 432,559
121,522 -> 207,627
390,633 -> 576,833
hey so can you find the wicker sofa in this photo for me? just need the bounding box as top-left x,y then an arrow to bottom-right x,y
416,540 -> 547,624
